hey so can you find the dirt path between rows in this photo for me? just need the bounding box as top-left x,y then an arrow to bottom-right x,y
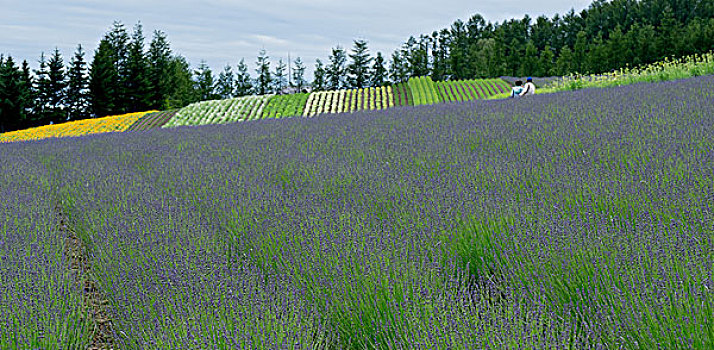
56,203 -> 115,350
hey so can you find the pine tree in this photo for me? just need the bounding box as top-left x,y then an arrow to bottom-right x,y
255,49 -> 272,95
107,21 -> 130,111
520,41 -> 539,76
312,59 -> 327,91
148,30 -> 173,109
19,60 -> 35,127
33,53 -> 51,124
66,44 -> 91,121
234,58 -> 253,96
389,50 -> 409,83
555,46 -> 574,75
194,61 -> 216,101
0,56 -> 30,132
273,58 -> 287,93
166,56 -> 196,108
216,64 -> 235,99
124,22 -> 151,112
46,48 -> 67,124
89,39 -> 119,117
347,39 -> 372,88
538,45 -> 555,76
573,31 -> 588,73
291,57 -> 307,92
326,46 -> 347,89
371,52 -> 388,87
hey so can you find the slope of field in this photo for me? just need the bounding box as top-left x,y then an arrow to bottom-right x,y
392,82 -> 414,106
0,150 -> 92,347
125,110 -> 179,131
260,93 -> 310,119
408,76 -> 441,105
304,88 -> 394,117
0,111 -> 155,143
163,95 -> 273,127
6,76 -> 712,349
436,79 -> 511,102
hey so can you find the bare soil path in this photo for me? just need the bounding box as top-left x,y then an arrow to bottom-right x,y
56,203 -> 115,350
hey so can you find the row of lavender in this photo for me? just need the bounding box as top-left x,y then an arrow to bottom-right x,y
2,76 -> 713,348
0,147 -> 91,347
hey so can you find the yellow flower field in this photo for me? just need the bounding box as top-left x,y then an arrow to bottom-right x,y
0,111 -> 157,143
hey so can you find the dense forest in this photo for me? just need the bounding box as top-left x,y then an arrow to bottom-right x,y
1,0 -> 714,132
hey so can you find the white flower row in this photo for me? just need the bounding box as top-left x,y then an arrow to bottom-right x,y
164,95 -> 274,127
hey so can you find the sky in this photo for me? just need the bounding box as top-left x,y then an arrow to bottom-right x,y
0,0 -> 592,79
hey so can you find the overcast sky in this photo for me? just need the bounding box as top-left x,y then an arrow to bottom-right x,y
1,0 -> 592,78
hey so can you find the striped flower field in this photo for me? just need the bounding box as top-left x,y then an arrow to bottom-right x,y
1,76 -> 712,348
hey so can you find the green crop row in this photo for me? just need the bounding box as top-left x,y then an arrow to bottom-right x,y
164,95 -> 273,127
437,79 -> 512,103
392,83 -> 413,107
261,93 -> 309,119
408,76 -> 441,106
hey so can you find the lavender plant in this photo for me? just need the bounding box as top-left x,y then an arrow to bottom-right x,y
2,75 -> 712,349
0,145 -> 91,348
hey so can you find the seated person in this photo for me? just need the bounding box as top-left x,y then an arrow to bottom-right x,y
520,77 -> 536,96
510,80 -> 524,98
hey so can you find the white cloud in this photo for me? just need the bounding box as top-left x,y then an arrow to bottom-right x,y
0,0 -> 592,79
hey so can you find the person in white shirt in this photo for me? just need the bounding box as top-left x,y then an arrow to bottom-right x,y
519,77 -> 536,96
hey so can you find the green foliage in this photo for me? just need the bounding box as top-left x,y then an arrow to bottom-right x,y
66,45 -> 91,121
547,51 -> 714,92
347,40 -> 372,89
0,56 -> 33,132
407,76 -> 440,106
260,93 -> 309,119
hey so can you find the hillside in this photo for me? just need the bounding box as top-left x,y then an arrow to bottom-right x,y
0,77 -> 509,142
2,76 -> 712,348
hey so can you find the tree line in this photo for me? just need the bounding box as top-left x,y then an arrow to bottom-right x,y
2,0 -> 714,132
389,0 -> 714,81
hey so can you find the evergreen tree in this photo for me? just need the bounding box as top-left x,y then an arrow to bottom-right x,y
471,38 -> 501,78
194,61 -> 216,101
389,50 -> 409,83
0,56 -> 31,132
234,58 -> 253,96
166,56 -> 195,108
107,21 -> 130,111
89,39 -> 119,117
520,41 -> 539,76
19,60 -> 35,127
347,39 -> 372,88
371,52 -> 388,87
312,59 -> 327,91
33,53 -> 51,123
573,31 -> 588,73
148,30 -> 173,109
124,23 -> 151,112
273,58 -> 287,93
66,44 -> 91,121
555,46 -> 575,75
255,49 -> 272,95
404,36 -> 429,77
216,64 -> 235,99
46,48 -> 67,124
538,45 -> 555,76
291,57 -> 307,91
326,46 -> 347,89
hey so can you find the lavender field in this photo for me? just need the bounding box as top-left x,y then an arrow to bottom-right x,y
2,76 -> 713,349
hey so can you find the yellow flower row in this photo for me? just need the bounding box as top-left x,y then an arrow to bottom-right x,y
0,111 -> 157,143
